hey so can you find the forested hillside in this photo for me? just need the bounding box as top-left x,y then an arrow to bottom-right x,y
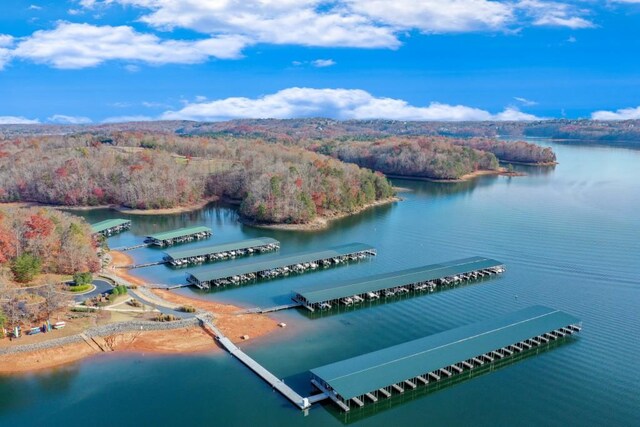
0,133 -> 395,224
0,207 -> 99,282
330,137 -> 499,180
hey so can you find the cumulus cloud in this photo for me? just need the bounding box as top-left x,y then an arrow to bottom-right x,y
0,1 -> 596,70
79,0 -> 592,52
161,87 -> 539,122
591,106 -> 640,120
0,116 -> 40,124
47,114 -> 92,124
85,0 -> 399,48
10,22 -> 248,69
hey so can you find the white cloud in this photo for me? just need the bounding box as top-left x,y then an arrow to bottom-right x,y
591,106 -> 640,120
494,107 -> 539,121
80,0 -> 594,50
514,97 -> 538,106
86,0 -> 399,48
10,22 -> 248,69
518,0 -> 594,29
161,87 -> 540,122
348,0 -> 513,33
0,116 -> 40,124
567,36 -> 577,43
28,4 -> 42,10
312,59 -> 336,67
47,114 -> 92,124
0,35 -> 14,70
102,115 -> 154,123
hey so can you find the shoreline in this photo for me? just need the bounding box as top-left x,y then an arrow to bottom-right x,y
386,166 -> 533,183
0,250 -> 280,375
238,195 -> 401,231
0,327 -> 218,375
0,197 -> 218,216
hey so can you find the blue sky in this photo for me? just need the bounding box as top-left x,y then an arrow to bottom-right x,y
1,0 -> 640,124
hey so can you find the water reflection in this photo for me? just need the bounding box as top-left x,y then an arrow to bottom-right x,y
0,365 -> 81,415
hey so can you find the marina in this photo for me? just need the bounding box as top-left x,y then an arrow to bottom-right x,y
145,226 -> 212,247
186,243 -> 376,289
293,256 -> 505,311
163,237 -> 280,267
90,218 -> 131,236
310,306 -> 581,412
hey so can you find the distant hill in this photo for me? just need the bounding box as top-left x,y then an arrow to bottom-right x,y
1,119 -> 639,147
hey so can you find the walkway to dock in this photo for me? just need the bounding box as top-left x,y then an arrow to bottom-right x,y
236,302 -> 302,315
111,243 -> 149,251
197,315 -> 320,410
121,260 -> 167,269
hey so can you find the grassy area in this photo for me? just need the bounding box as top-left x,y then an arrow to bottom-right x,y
68,284 -> 92,293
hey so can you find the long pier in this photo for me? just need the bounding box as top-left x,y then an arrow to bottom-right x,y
197,315 -> 322,410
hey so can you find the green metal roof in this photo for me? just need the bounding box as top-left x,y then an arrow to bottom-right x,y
310,305 -> 580,399
294,256 -> 502,304
164,237 -> 279,261
90,218 -> 131,233
188,242 -> 374,283
146,226 -> 211,241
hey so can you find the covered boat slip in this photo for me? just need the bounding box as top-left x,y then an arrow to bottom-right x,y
293,256 -> 505,311
310,305 -> 581,411
186,243 -> 376,289
145,226 -> 212,246
163,237 -> 280,266
90,218 -> 131,236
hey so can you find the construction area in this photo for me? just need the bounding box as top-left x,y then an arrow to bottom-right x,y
145,226 -> 212,247
293,256 -> 505,311
163,237 -> 280,267
309,305 -> 581,412
186,243 -> 376,289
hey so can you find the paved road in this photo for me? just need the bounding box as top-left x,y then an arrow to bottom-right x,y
72,279 -> 113,303
128,289 -> 195,319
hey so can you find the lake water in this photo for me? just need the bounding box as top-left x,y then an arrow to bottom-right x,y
1,141 -> 639,426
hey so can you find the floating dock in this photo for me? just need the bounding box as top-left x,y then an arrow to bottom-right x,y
91,219 -> 131,237
163,237 -> 280,267
145,226 -> 212,247
293,256 -> 505,311
310,305 -> 581,412
186,243 -> 376,289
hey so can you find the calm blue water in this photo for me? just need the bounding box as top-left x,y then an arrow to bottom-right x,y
1,141 -> 639,426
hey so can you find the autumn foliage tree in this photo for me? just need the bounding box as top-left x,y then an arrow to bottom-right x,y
0,207 -> 99,282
